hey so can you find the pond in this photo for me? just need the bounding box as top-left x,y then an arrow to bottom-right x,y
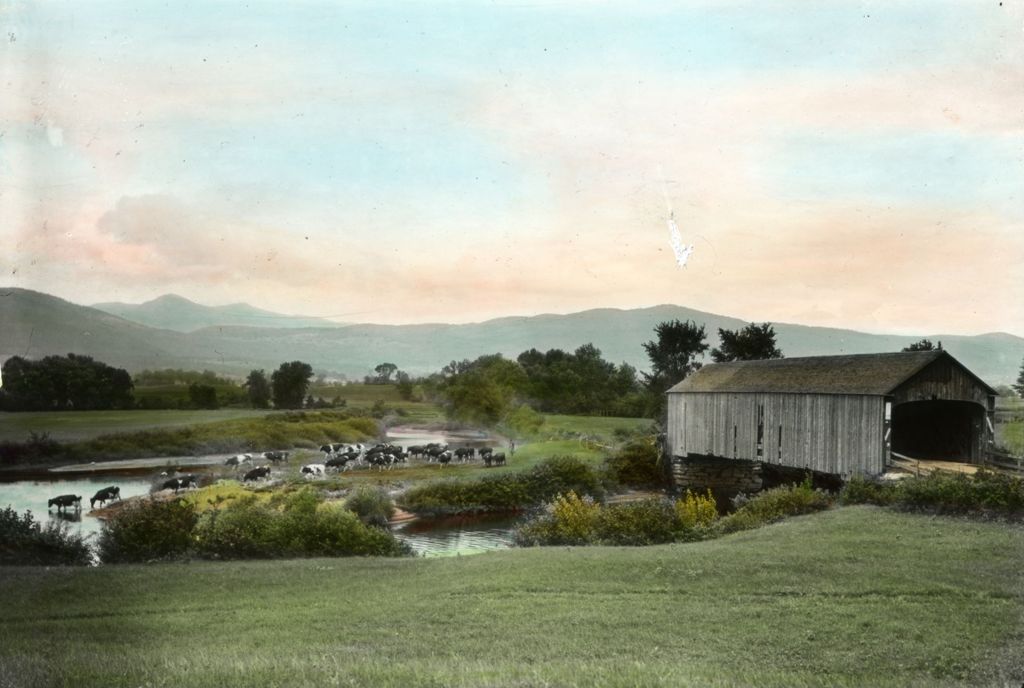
396,513 -> 522,557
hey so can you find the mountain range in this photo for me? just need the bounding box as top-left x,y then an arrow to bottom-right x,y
2,288 -> 1021,386
92,294 -> 339,331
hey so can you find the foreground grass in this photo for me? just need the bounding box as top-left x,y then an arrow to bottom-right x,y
1,507 -> 1022,687
0,409 -> 271,443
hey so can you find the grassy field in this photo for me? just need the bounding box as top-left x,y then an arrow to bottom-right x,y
0,408 -> 271,443
1,507 -> 1022,687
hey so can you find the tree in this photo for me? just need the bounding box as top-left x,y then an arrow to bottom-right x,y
245,369 -> 271,409
440,354 -> 527,426
1014,357 -> 1024,399
271,361 -> 314,409
187,383 -> 219,410
0,354 -> 134,411
710,322 -> 784,363
371,362 -> 398,384
902,339 -> 936,352
642,320 -> 708,418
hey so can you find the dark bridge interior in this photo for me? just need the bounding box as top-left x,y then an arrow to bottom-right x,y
892,400 -> 984,462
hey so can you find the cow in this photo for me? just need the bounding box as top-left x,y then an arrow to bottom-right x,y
225,454 -> 253,467
243,466 -> 272,482
48,494 -> 82,512
437,450 -> 453,468
491,452 -> 507,467
90,486 -> 121,509
161,475 -> 198,493
262,451 -> 290,464
325,455 -> 354,471
301,464 -> 326,478
425,444 -> 449,462
454,447 -> 475,462
479,447 -> 494,460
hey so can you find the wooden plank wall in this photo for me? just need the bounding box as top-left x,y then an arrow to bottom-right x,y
667,392 -> 886,476
891,357 -> 991,407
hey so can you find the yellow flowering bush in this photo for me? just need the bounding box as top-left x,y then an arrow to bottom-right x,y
675,489 -> 718,530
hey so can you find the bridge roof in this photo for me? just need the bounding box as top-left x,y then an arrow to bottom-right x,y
667,350 -> 993,396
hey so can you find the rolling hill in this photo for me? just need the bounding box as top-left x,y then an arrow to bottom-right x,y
92,294 -> 339,332
2,288 -> 1022,385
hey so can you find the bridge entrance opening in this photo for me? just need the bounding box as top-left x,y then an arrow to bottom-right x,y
891,400 -> 985,462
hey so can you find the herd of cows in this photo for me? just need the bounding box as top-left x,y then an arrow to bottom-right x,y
46,440 -> 510,514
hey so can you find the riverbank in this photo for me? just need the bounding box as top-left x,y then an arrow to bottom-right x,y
1,507 -> 1021,687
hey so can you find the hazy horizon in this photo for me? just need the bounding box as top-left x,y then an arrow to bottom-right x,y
3,2 -> 1022,337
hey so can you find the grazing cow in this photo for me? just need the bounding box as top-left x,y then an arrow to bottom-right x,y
454,447 -> 474,462
325,455 -> 354,471
243,466 -> 272,482
301,464 -> 326,478
262,451 -> 290,464
225,454 -> 253,467
161,474 -> 198,493
90,486 -> 121,509
48,494 -> 82,512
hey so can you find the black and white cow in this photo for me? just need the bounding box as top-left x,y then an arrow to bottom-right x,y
243,466 -> 272,482
90,486 -> 121,509
262,451 -> 290,464
225,454 -> 253,467
48,494 -> 82,512
325,455 -> 355,471
301,464 -> 326,478
437,450 -> 453,468
454,447 -> 475,462
161,474 -> 198,493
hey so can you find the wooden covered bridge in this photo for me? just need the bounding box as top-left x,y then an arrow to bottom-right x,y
665,350 -> 996,487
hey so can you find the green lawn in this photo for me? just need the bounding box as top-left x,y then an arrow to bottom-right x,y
1,507 -> 1021,687
0,409 -> 271,443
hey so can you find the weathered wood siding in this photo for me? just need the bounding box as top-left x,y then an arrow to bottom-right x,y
891,356 -> 991,407
667,392 -> 886,476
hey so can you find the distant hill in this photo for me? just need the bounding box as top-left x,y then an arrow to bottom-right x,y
92,294 -> 339,332
2,288 -> 1022,385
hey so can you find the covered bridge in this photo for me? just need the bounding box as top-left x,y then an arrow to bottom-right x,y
666,350 -> 996,480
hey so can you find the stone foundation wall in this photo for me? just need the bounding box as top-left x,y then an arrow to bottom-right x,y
671,454 -> 763,494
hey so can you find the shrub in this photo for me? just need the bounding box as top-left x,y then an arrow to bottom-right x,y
716,479 -> 833,535
502,404 -> 545,437
604,438 -> 667,488
515,491 -> 599,546
345,486 -> 396,528
194,489 -> 410,559
675,489 -> 719,530
400,456 -> 603,516
98,497 -> 199,563
840,475 -> 899,506
0,507 -> 91,566
895,469 -> 1024,515
595,498 -> 679,546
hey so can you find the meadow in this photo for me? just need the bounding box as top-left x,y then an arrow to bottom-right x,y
0,408 -> 270,443
1,507 -> 1021,687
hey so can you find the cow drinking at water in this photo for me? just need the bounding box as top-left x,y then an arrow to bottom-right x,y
90,486 -> 121,509
48,494 -> 82,512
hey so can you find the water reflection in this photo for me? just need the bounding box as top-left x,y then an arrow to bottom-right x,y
397,514 -> 521,558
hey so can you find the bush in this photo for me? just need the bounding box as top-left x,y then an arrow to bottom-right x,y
400,456 -> 603,516
345,486 -> 396,528
840,475 -> 900,506
895,469 -> 1024,514
98,497 -> 199,563
0,507 -> 92,566
594,498 -> 680,546
604,438 -> 666,488
675,489 -> 719,530
716,479 -> 833,535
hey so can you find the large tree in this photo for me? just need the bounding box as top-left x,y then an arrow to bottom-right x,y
711,322 -> 784,363
642,319 -> 708,393
245,369 -> 271,408
440,354 -> 527,426
0,354 -> 133,411
271,361 -> 314,409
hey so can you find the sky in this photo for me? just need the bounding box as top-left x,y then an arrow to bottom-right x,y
2,0 -> 1023,336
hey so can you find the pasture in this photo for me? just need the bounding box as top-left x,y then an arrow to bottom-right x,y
1,507 -> 1022,687
0,408 -> 270,443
